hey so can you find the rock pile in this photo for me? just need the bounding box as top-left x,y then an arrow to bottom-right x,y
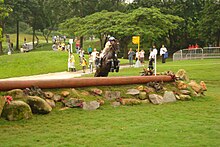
0,69 -> 207,121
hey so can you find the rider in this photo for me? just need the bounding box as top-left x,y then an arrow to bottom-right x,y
100,36 -> 116,58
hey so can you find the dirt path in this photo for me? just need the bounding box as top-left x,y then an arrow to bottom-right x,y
0,65 -> 132,81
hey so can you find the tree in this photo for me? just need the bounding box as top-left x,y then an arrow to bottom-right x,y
198,0 -> 220,46
60,7 -> 183,57
0,0 -> 12,54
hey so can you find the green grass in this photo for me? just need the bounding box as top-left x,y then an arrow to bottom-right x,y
0,50 -> 128,79
0,56 -> 220,146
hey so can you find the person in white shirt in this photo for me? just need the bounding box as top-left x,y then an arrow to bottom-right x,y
139,49 -> 145,63
148,46 -> 158,70
160,44 -> 167,63
91,48 -> 99,66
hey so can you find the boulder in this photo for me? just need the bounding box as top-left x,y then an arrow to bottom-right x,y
188,80 -> 203,94
175,69 -> 189,81
200,81 -> 207,91
104,91 -> 121,100
64,98 -> 84,108
53,94 -> 62,102
143,87 -> 155,93
1,100 -> 32,121
26,96 -> 52,114
177,81 -> 188,90
179,94 -> 191,100
180,90 -> 191,95
163,91 -> 176,103
0,96 -> 6,116
111,101 -> 121,107
97,99 -> 105,106
61,91 -> 70,97
82,101 -> 100,110
7,89 -> 25,99
137,85 -> 144,91
149,94 -> 163,105
141,99 -> 150,104
139,92 -> 147,100
126,89 -> 140,95
44,92 -> 54,99
119,98 -> 141,105
91,88 -> 103,95
45,99 -> 56,108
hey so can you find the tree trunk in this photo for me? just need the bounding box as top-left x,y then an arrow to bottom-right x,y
32,27 -> 35,49
0,41 -> 3,55
0,22 -> 3,54
120,36 -> 131,59
80,36 -> 83,48
16,20 -> 19,50
217,30 -> 220,47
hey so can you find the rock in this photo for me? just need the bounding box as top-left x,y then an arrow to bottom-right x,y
45,99 -> 56,108
7,89 -> 25,99
137,85 -> 144,91
61,91 -> 70,97
163,91 -> 176,103
126,89 -> 140,95
200,81 -> 207,91
0,96 -> 6,116
141,99 -> 150,104
119,98 -> 141,105
139,92 -> 147,100
175,95 -> 180,100
180,90 -> 191,95
82,101 -> 100,110
91,88 -> 103,95
188,80 -> 203,94
175,69 -> 189,81
143,87 -> 155,93
104,91 -> 121,100
177,81 -> 188,90
26,96 -> 52,114
59,107 -> 70,111
72,88 -> 80,96
53,94 -> 62,102
111,102 -> 121,107
1,100 -> 32,121
179,94 -> 191,100
44,92 -> 54,99
81,91 -> 90,96
97,99 -> 105,105
149,94 -> 163,105
64,98 -> 84,108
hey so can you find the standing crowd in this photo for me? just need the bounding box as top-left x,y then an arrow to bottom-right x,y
128,44 -> 168,71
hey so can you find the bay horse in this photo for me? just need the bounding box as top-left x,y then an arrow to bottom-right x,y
94,40 -> 120,77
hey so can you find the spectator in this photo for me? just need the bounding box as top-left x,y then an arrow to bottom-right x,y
128,48 -> 135,66
195,43 -> 199,48
139,49 -> 145,63
81,57 -> 87,73
135,49 -> 140,61
88,54 -> 93,73
79,49 -> 84,64
68,53 -> 76,72
160,44 -> 168,63
91,48 -> 99,66
52,43 -> 57,51
87,45 -> 92,54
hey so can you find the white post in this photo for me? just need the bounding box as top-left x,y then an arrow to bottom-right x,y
154,55 -> 157,76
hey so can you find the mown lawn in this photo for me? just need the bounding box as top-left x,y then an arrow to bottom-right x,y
0,57 -> 220,146
0,51 -> 128,79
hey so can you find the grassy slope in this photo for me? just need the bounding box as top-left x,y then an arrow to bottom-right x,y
0,57 -> 220,146
0,51 -> 128,79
